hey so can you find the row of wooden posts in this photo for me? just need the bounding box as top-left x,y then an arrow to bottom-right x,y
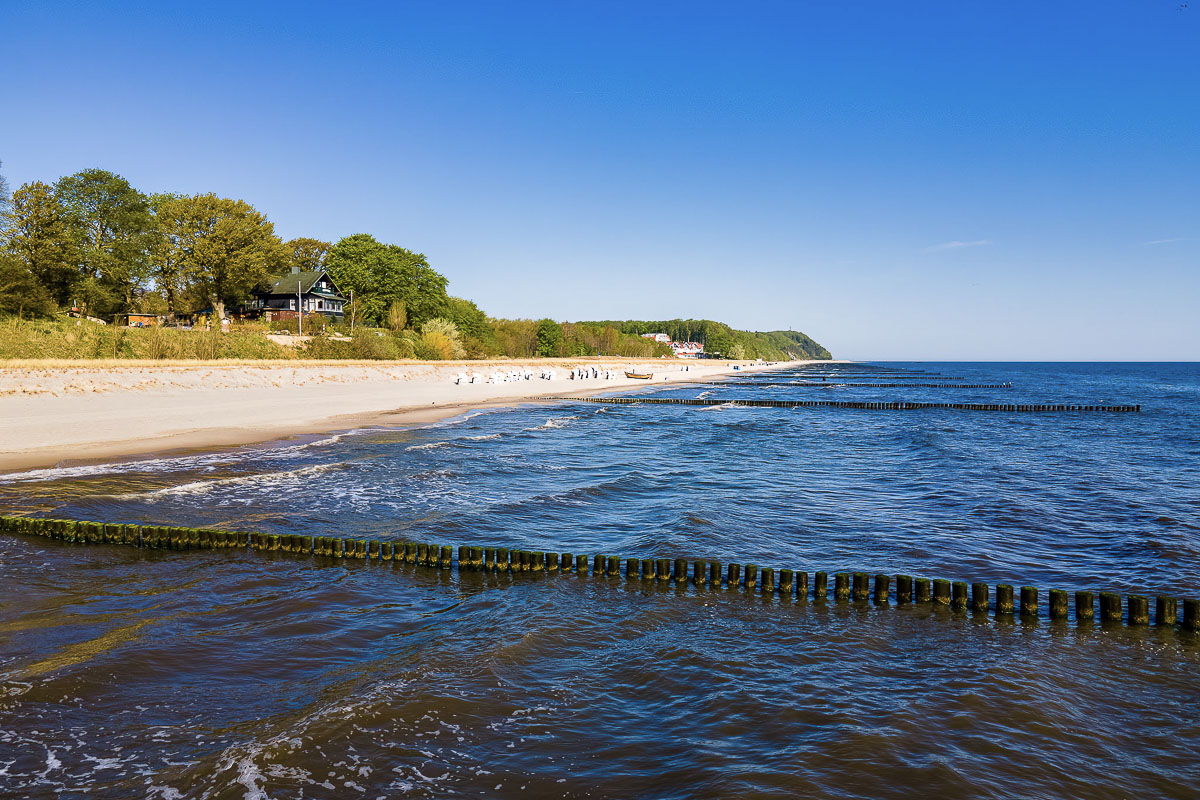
562,397 -> 1142,413
3,515 -> 1196,631
700,382 -> 1014,389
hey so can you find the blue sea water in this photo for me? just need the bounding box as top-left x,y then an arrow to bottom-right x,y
0,362 -> 1197,798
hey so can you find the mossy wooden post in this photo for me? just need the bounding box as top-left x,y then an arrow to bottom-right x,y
674,558 -> 688,584
1048,589 -> 1068,620
1019,586 -> 1038,618
369,540 -> 380,560
1075,591 -> 1095,622
874,574 -> 891,605
268,533 -> 280,552
561,553 -> 573,572
971,582 -> 989,613
895,575 -> 913,603
380,541 -> 392,561
440,545 -> 453,570
760,567 -> 774,594
932,579 -> 951,606
1183,599 -> 1200,631
693,560 -> 708,586
745,564 -> 759,590
1155,596 -> 1177,627
814,571 -> 828,602
780,568 -> 794,595
497,547 -> 510,572
483,547 -> 496,570
626,557 -> 640,580
914,577 -> 931,603
546,551 -> 559,573
709,560 -> 722,587
188,529 -> 201,549
1127,595 -> 1150,626
534,551 -> 548,573
949,581 -> 967,610
606,556 -> 619,577
834,572 -> 850,601
459,545 -> 470,570
851,572 -> 869,601
357,539 -> 369,559
1100,592 -> 1122,623
656,558 -> 672,582
575,554 -> 588,575
995,584 -> 1015,616
727,562 -> 741,588
795,571 -> 808,601
417,543 -> 429,566
590,554 -> 602,576
404,542 -> 417,564
640,558 -> 654,580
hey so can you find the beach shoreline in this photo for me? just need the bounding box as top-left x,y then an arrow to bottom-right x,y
0,358 -> 835,474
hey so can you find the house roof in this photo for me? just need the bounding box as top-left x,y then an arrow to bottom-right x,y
258,270 -> 346,300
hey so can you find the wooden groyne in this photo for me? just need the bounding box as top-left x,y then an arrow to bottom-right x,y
3,515 -> 1195,634
554,397 -> 1141,413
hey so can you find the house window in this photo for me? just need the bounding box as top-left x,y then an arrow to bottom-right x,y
317,300 -> 324,310
289,299 -> 296,310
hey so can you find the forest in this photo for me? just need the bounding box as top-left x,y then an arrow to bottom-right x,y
0,163 -> 829,361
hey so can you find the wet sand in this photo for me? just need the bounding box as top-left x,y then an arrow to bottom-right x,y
0,358 -> 815,473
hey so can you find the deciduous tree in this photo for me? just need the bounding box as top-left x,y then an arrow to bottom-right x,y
1,182 -> 78,307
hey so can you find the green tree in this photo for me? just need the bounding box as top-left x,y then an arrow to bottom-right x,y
385,299 -> 407,331
325,234 -> 449,328
171,194 -> 284,321
147,193 -> 190,319
0,250 -> 57,317
1,182 -> 78,307
536,318 -> 565,357
285,237 -> 330,273
54,169 -> 154,317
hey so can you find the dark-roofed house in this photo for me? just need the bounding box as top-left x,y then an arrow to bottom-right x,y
244,267 -> 347,320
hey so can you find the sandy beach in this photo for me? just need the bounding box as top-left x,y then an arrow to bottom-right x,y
0,358 -> 820,473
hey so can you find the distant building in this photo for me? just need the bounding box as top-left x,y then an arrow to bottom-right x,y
641,332 -> 672,343
671,341 -> 704,358
244,268 -> 347,321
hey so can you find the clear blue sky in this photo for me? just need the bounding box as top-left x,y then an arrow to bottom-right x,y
2,1 -> 1197,359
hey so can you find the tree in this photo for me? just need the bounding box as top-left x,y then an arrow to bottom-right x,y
1,182 -> 78,306
0,159 -> 10,217
420,317 -> 466,359
54,169 -> 154,317
385,299 -> 407,331
147,193 -> 190,318
325,234 -> 450,328
171,194 -> 284,321
285,237 -> 330,273
536,318 -> 565,357
0,250 -> 56,317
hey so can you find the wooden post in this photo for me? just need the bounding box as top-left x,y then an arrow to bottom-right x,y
874,574 -> 890,604
1183,599 -> 1200,631
519,550 -> 531,572
779,568 -> 794,595
575,554 -> 588,575
1099,592 -> 1122,622
896,575 -> 913,603
914,578 -> 932,603
971,582 -> 989,613
485,547 -> 496,570
440,545 -> 453,570
814,571 -> 828,602
995,584 -> 1015,615
1127,595 -> 1149,626
727,563 -> 741,587
694,561 -> 708,586
641,558 -> 654,579
1155,596 -> 1177,627
368,540 -> 380,560
951,581 -> 968,610
834,572 -> 850,601
745,564 -> 759,590
1019,586 -> 1038,618
1048,589 -> 1068,620
760,567 -> 774,594
709,560 -> 722,587
1075,591 -> 1094,622
656,558 -> 671,582
380,541 -> 392,561
417,543 -> 429,565
627,557 -> 640,580
932,579 -> 951,606
496,547 -> 510,572
459,545 -> 470,570
561,553 -> 573,572
852,572 -> 870,601
607,555 -> 621,577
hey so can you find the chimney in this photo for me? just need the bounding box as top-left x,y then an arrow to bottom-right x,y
291,266 -> 301,274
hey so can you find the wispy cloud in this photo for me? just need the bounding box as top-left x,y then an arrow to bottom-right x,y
925,239 -> 992,252
1142,237 -> 1190,245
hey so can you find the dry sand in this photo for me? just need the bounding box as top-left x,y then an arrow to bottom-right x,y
0,358 -> 818,473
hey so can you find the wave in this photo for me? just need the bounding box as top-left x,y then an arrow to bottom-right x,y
105,462 -> 348,501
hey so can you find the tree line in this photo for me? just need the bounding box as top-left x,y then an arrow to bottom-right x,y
0,162 -> 828,361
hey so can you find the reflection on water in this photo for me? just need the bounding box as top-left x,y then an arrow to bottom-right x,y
1,363 -> 1198,798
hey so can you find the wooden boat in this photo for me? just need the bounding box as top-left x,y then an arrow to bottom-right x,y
624,370 -> 653,380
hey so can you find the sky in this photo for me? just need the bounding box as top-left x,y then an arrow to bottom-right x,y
1,0 -> 1197,360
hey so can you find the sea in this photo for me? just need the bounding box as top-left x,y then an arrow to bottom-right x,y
0,362 -> 1197,799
